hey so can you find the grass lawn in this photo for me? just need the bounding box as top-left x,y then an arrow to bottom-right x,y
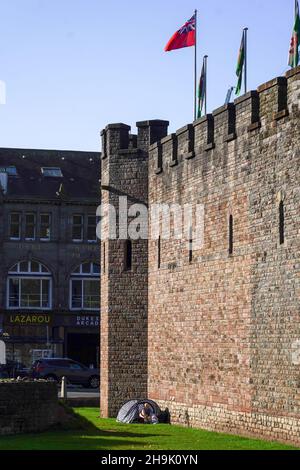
0,408 -> 298,451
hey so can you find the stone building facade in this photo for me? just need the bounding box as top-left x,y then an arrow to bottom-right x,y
100,67 -> 300,444
0,148 -> 101,367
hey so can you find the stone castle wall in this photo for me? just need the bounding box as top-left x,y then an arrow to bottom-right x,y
0,381 -> 59,435
147,67 -> 300,443
100,66 -> 300,443
100,121 -> 169,417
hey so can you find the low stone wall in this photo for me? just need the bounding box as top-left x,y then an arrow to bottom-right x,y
157,400 -> 300,447
0,381 -> 59,436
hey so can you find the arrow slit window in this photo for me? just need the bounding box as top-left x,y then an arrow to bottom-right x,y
279,201 -> 285,245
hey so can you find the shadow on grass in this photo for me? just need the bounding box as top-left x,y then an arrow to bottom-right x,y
38,405 -> 167,450
0,406 -> 298,451
0,420 -> 158,451
75,411 -> 168,439
0,432 -> 147,451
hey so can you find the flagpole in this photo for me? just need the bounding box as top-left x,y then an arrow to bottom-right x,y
204,55 -> 208,115
194,9 -> 198,121
244,27 -> 248,94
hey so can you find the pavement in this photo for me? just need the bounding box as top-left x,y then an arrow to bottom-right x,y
58,385 -> 99,400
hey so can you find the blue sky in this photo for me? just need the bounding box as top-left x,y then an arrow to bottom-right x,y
0,0 -> 295,151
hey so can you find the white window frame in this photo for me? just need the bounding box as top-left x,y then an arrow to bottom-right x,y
7,261 -> 52,310
41,167 -> 63,178
69,262 -> 100,311
87,215 -> 97,243
25,213 -> 36,241
9,212 -> 21,241
72,214 -> 84,242
69,278 -> 100,311
10,261 -> 50,275
7,277 -> 52,310
40,213 -> 51,242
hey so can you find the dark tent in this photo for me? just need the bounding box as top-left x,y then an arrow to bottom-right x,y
116,399 -> 163,424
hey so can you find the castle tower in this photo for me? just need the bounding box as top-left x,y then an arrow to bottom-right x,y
100,120 -> 169,417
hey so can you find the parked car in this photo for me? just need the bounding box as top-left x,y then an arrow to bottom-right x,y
0,366 -> 9,379
30,358 -> 100,389
0,361 -> 29,379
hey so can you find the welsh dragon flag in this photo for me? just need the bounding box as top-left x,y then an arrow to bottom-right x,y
197,61 -> 206,119
288,0 -> 300,68
236,31 -> 245,95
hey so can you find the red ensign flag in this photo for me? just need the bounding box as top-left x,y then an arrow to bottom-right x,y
165,14 -> 196,52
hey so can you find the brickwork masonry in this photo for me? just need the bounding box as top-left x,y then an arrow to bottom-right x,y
0,381 -> 59,436
100,66 -> 300,444
157,400 -> 300,446
147,67 -> 300,444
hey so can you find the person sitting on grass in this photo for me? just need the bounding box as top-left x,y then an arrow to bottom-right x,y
139,403 -> 158,424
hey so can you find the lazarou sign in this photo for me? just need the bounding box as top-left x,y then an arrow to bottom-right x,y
8,314 -> 52,325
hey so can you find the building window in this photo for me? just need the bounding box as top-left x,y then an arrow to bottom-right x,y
279,201 -> 285,245
7,261 -> 52,310
25,213 -> 36,240
0,166 -> 18,176
124,240 -> 132,271
189,227 -> 193,263
87,215 -> 97,242
229,215 -> 234,256
158,236 -> 161,269
103,242 -> 106,274
72,215 -> 84,242
40,214 -> 51,241
41,167 -> 63,178
70,262 -> 100,310
10,213 -> 21,240
102,130 -> 108,159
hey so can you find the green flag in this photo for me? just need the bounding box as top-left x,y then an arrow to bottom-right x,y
197,60 -> 206,119
288,0 -> 300,68
236,31 -> 245,95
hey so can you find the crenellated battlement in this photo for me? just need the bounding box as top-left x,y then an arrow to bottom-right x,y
149,66 -> 300,174
100,120 -> 169,160
100,67 -> 300,171
100,65 -> 300,442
